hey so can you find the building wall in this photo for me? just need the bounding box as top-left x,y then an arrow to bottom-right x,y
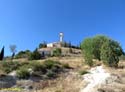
47,43 -> 53,48
47,42 -> 61,48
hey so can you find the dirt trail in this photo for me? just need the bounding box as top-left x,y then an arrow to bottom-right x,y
80,66 -> 110,92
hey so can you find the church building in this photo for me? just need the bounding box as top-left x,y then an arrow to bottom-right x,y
38,32 -> 64,56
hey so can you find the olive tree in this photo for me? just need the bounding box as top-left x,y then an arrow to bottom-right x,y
101,39 -> 123,67
81,35 -> 124,67
92,35 -> 109,60
10,45 -> 17,60
81,38 -> 94,66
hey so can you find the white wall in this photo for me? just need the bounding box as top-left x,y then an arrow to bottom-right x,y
47,43 -> 53,47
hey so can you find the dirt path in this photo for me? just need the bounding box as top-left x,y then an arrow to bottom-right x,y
80,66 -> 110,92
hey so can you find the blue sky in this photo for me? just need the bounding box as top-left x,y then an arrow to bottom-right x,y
0,0 -> 125,56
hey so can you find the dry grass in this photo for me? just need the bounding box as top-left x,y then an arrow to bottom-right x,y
36,71 -> 84,92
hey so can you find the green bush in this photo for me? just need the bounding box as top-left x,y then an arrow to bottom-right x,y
17,67 -> 30,79
52,48 -> 62,57
43,60 -> 60,69
29,61 -> 46,74
29,48 -> 41,60
1,61 -> 20,73
79,70 -> 89,75
15,50 -> 31,59
84,56 -> 93,67
62,63 -> 70,69
39,42 -> 47,48
46,70 -> 56,78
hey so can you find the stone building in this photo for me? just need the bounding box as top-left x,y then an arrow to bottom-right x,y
38,32 -> 64,56
38,32 -> 81,57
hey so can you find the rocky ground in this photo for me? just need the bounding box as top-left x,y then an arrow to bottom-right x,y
0,56 -> 125,92
80,62 -> 125,92
97,63 -> 125,92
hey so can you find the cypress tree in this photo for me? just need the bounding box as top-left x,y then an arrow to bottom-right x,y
0,46 -> 4,60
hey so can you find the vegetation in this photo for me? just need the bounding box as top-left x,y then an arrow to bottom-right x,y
53,48 -> 62,57
39,41 -> 47,48
79,70 -> 89,75
62,63 -> 71,69
120,55 -> 125,60
1,61 -> 20,73
46,70 -> 56,78
0,59 -> 70,79
10,45 -> 17,60
29,48 -> 41,60
61,41 -> 71,47
101,39 -> 123,67
17,66 -> 30,79
92,35 -> 108,60
61,41 -> 80,49
15,50 -> 31,59
81,35 -> 124,67
0,46 -> 4,60
81,38 -> 94,66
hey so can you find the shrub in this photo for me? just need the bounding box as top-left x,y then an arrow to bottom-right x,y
79,70 -> 89,75
1,61 -> 20,73
16,67 -> 30,79
46,70 -> 56,78
51,65 -> 60,73
39,42 -> 47,48
29,48 -> 41,60
84,56 -> 93,67
62,63 -> 70,69
43,60 -> 60,69
15,50 -> 31,59
53,48 -> 62,57
29,61 -> 46,74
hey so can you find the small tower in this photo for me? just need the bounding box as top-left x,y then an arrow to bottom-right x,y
59,32 -> 64,43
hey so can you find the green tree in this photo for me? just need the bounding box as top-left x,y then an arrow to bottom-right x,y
0,46 -> 4,60
15,50 -> 31,59
92,35 -> 109,60
39,41 -> 47,48
81,35 -> 124,67
81,38 -> 94,66
101,39 -> 123,67
10,45 -> 16,60
29,48 -> 41,60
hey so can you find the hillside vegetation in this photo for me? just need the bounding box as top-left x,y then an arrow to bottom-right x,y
0,35 -> 125,92
81,35 -> 124,67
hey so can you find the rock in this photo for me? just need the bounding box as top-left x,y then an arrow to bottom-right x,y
105,75 -> 119,84
0,75 -> 16,88
16,80 -> 34,91
8,71 -> 17,79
